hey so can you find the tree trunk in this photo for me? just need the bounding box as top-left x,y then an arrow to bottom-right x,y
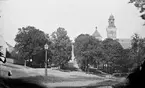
97,62 -> 99,69
24,60 -> 26,67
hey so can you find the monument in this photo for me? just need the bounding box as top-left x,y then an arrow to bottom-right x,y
69,43 -> 79,68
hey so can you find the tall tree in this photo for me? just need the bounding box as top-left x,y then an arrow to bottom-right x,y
15,26 -> 49,67
74,34 -> 103,71
102,38 -> 124,73
115,48 -> 134,72
50,27 -> 72,69
131,33 -> 145,66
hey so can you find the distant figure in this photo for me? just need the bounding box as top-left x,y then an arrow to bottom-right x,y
8,70 -> 12,77
113,58 -> 145,88
0,52 -> 6,63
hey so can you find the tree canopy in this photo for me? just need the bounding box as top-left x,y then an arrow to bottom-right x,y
74,34 -> 103,71
130,33 -> 145,66
50,27 -> 72,68
14,26 -> 49,66
129,0 -> 145,21
102,38 -> 124,64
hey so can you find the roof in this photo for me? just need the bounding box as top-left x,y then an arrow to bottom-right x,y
92,28 -> 102,39
117,38 -> 131,49
0,35 -> 7,48
109,14 -> 115,20
0,35 -> 14,52
6,42 -> 14,53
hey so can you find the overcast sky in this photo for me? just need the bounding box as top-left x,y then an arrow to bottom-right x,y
0,0 -> 145,46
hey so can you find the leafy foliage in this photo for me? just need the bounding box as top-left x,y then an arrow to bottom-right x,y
129,0 -> 145,22
130,33 -> 145,66
102,38 -> 124,64
14,26 -> 49,66
101,38 -> 124,73
74,34 -> 103,71
50,27 -> 72,68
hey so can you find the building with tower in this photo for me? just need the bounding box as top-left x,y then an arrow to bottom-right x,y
92,14 -> 131,49
106,14 -> 117,40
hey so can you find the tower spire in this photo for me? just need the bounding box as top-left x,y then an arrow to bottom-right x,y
108,14 -> 115,28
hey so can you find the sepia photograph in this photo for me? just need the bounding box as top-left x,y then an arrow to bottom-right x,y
0,0 -> 145,88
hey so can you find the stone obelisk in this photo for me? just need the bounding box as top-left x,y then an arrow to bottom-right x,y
69,43 -> 79,68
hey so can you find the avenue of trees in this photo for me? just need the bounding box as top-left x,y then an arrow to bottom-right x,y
74,33 -> 145,73
10,25 -> 145,74
12,26 -> 72,69
4,0 -> 145,75
74,34 -> 125,73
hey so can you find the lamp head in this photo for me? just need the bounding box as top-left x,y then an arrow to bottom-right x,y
44,43 -> 49,50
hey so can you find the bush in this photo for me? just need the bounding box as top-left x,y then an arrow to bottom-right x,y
88,68 -> 108,75
112,73 -> 129,77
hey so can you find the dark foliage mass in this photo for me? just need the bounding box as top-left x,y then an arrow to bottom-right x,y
13,26 -> 72,68
113,58 -> 145,88
0,76 -> 47,88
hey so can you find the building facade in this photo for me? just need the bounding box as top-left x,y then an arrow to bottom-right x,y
0,35 -> 8,57
106,14 -> 117,40
92,14 -> 131,49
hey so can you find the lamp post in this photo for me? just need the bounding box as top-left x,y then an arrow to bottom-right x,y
44,43 -> 48,76
104,64 -> 108,73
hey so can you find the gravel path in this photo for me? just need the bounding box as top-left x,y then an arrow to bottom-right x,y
44,80 -> 105,87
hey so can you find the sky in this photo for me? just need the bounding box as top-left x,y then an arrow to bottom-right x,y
0,0 -> 145,46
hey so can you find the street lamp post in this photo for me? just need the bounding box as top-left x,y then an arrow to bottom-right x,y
44,43 -> 48,76
104,64 -> 108,73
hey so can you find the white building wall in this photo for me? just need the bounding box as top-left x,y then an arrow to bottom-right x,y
0,35 -> 7,57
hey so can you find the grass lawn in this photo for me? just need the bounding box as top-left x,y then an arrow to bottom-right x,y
1,64 -> 103,83
0,63 -> 126,88
11,69 -> 30,78
88,80 -> 121,87
0,64 -> 31,78
18,75 -> 104,84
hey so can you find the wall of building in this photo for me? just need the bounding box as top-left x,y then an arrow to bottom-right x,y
0,35 -> 8,57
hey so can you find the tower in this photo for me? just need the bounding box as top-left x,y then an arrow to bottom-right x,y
106,14 -> 117,39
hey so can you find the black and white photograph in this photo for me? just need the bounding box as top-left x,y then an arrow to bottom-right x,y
0,0 -> 145,88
